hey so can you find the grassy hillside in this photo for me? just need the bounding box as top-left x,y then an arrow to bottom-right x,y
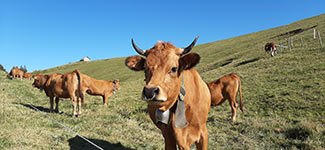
1,14 -> 325,149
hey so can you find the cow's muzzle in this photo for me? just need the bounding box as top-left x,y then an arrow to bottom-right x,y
142,87 -> 160,101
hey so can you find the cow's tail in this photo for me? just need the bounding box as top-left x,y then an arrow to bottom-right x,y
237,78 -> 243,112
74,69 -> 84,103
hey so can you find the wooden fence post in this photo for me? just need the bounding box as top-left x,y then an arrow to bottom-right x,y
288,38 -> 291,50
280,40 -> 283,51
2,88 -> 5,124
300,37 -> 304,48
318,31 -> 323,47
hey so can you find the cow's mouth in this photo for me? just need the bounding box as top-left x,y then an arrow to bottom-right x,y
142,94 -> 167,103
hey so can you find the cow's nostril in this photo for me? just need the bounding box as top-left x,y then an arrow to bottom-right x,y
153,88 -> 159,95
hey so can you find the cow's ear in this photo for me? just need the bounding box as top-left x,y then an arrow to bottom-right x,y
179,53 -> 200,73
125,56 -> 146,71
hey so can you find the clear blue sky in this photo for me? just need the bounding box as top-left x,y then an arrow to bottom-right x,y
1,0 -> 324,72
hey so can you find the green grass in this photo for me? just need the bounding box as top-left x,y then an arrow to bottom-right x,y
1,14 -> 325,149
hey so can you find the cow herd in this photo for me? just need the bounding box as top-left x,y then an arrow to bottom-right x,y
7,66 -> 32,80
8,67 -> 120,117
7,37 -> 244,149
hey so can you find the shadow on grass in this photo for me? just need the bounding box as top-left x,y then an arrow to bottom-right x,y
13,102 -> 74,116
68,136 -> 134,150
13,102 -> 51,113
221,58 -> 236,67
235,58 -> 260,67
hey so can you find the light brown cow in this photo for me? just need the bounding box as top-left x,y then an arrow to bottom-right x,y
78,72 -> 120,106
32,70 -> 83,117
125,37 -> 211,150
8,67 -> 24,80
206,73 -> 243,122
23,72 -> 32,80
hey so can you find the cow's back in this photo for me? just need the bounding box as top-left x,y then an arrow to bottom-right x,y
220,73 -> 239,96
46,73 -> 78,98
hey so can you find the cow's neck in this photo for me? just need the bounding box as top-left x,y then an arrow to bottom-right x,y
113,81 -> 116,94
155,76 -> 188,128
40,75 -> 44,90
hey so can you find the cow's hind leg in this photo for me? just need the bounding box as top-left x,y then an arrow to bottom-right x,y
71,97 -> 77,117
78,97 -> 82,116
228,98 -> 238,122
55,97 -> 60,113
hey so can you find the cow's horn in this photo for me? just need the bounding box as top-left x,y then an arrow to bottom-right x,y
182,36 -> 199,55
131,39 -> 145,56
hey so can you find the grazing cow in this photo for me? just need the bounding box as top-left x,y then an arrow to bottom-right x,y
125,37 -> 211,150
8,67 -> 24,80
265,42 -> 277,57
206,73 -> 243,122
78,72 -> 120,106
23,72 -> 32,80
32,70 -> 83,117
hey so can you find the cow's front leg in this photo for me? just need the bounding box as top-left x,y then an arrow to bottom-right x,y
162,131 -> 177,150
103,92 -> 112,107
49,97 -> 54,113
55,97 -> 60,113
195,126 -> 208,150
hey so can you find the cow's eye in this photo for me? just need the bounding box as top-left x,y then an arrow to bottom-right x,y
169,67 -> 177,73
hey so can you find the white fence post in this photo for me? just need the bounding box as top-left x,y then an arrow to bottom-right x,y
314,28 -> 317,39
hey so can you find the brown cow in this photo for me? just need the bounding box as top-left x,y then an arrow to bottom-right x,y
265,42 -> 277,56
125,37 -> 211,150
23,72 -> 32,80
78,72 -> 120,106
32,70 -> 83,117
8,67 -> 24,80
206,73 -> 243,122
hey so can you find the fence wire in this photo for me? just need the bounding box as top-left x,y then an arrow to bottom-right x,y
2,87 -> 104,150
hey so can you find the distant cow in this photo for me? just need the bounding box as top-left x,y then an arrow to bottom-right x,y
8,67 -> 24,80
23,72 -> 32,80
32,70 -> 83,117
78,72 -> 120,106
265,42 -> 277,56
125,37 -> 211,149
206,73 -> 243,122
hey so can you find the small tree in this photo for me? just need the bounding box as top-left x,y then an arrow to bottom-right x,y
20,65 -> 27,73
0,64 -> 6,72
